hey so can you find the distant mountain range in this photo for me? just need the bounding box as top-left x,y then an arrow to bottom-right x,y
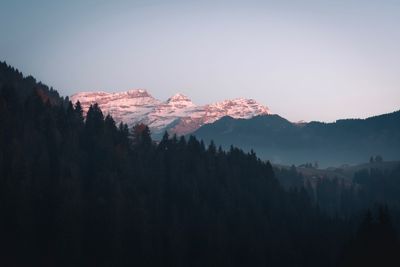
2,61 -> 399,168
71,89 -> 400,167
192,112 -> 400,167
71,90 -> 269,136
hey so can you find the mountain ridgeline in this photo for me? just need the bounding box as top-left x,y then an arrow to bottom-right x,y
71,89 -> 269,137
71,79 -> 400,167
192,113 -> 400,167
1,62 -> 400,266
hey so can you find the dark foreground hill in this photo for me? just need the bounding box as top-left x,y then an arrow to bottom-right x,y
192,112 -> 400,167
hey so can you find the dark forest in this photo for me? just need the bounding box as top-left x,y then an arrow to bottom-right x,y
1,62 -> 400,266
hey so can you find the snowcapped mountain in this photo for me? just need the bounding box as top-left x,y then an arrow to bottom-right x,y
70,89 -> 270,135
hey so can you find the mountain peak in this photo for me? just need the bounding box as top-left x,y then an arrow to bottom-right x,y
165,93 -> 195,109
207,98 -> 269,117
71,89 -> 270,135
167,93 -> 192,103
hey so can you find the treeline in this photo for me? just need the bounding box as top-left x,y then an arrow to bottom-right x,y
276,164 -> 400,220
0,62 -> 399,266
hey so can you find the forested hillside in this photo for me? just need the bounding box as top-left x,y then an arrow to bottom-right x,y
1,62 -> 399,266
193,112 -> 400,167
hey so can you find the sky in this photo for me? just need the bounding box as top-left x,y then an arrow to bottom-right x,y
1,0 -> 399,122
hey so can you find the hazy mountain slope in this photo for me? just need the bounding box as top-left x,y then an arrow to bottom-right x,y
192,112 -> 400,167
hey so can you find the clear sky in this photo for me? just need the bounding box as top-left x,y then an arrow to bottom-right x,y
1,0 -> 399,122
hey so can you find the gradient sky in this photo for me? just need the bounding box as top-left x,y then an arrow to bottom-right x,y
1,0 -> 399,122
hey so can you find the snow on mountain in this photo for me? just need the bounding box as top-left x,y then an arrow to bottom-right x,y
70,89 -> 270,135
70,89 -> 161,124
204,98 -> 270,123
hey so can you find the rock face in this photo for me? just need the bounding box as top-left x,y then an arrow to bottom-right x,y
70,89 -> 270,135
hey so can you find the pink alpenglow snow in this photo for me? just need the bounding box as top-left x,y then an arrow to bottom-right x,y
70,89 -> 270,135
